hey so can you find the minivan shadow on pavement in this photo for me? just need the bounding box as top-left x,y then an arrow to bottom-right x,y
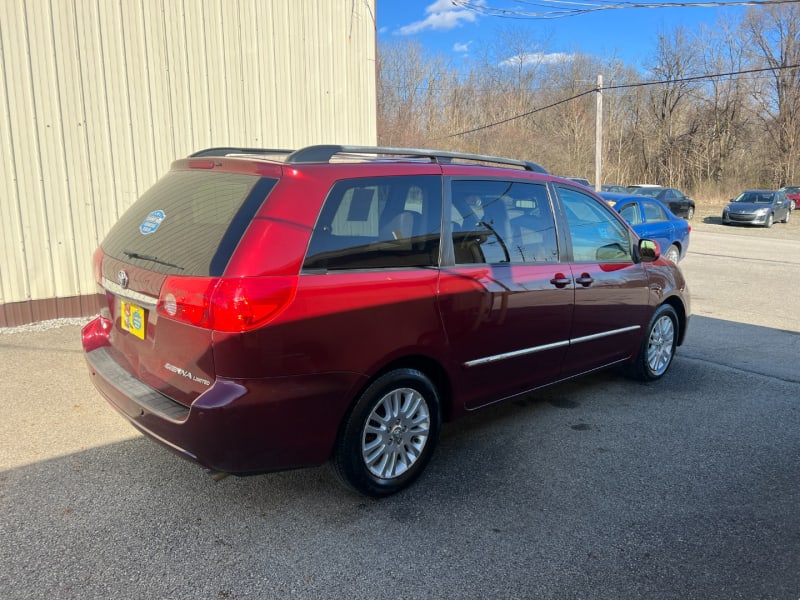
2,319 -> 799,599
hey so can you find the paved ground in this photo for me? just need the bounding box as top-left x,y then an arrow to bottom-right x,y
1,221 -> 798,599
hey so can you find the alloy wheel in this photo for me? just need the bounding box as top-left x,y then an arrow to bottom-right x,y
646,314 -> 675,377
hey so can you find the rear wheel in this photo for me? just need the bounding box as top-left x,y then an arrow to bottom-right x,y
664,244 -> 680,263
333,368 -> 441,497
628,304 -> 678,381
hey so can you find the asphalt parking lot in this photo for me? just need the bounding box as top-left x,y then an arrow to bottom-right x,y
1,219 -> 798,600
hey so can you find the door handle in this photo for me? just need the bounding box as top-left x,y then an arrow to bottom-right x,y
550,273 -> 571,288
575,273 -> 594,287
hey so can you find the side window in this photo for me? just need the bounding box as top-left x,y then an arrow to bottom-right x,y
303,175 -> 442,271
642,200 -> 669,222
618,203 -> 641,225
557,187 -> 632,263
451,180 -> 558,264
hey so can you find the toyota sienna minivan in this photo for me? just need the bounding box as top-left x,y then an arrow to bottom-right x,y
82,145 -> 690,496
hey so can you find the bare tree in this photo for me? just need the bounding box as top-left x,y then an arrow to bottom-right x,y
742,3 -> 800,185
640,27 -> 702,186
377,40 -> 455,147
600,61 -> 645,185
690,18 -> 753,188
376,5 -> 800,203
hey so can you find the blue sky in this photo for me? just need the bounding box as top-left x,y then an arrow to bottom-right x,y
377,0 -> 749,70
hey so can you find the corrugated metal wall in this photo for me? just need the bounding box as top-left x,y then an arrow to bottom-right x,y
0,0 -> 377,327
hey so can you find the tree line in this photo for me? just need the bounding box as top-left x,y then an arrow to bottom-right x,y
377,4 -> 800,201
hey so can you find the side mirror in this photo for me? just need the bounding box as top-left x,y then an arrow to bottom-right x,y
638,238 -> 660,263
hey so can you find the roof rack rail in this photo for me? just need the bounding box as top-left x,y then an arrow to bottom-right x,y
284,145 -> 548,173
190,147 -> 294,157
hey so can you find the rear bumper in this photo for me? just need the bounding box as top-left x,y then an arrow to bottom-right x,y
82,319 -> 362,474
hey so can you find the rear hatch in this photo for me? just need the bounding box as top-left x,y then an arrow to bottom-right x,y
97,167 -> 277,406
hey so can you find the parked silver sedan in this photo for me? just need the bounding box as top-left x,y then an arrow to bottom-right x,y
722,190 -> 791,228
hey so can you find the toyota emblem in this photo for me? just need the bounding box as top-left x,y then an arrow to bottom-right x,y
117,270 -> 129,289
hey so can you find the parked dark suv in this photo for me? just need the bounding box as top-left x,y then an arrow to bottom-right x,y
82,145 -> 690,496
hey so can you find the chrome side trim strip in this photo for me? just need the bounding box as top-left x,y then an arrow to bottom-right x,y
463,325 -> 641,368
464,340 -> 570,367
101,277 -> 159,308
570,325 -> 641,345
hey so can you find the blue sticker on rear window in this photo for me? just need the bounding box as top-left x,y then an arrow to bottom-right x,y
140,210 -> 166,235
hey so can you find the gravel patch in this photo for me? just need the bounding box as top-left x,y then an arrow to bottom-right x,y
0,316 -> 94,335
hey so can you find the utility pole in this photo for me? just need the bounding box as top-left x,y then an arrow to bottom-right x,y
595,74 -> 603,192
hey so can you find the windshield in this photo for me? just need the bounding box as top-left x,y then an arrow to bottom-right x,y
735,192 -> 773,203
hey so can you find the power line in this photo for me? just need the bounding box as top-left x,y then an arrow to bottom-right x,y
436,89 -> 596,139
452,0 -> 800,19
437,63 -> 800,139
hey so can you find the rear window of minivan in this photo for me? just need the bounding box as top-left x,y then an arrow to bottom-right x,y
101,170 -> 276,276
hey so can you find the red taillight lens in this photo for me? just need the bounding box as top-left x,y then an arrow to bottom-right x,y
158,277 -> 218,328
157,276 -> 296,332
210,277 -> 296,332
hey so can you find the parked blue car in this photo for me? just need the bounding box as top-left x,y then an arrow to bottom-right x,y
600,192 -> 691,263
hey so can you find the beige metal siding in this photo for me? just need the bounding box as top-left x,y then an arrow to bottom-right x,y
0,0 -> 377,326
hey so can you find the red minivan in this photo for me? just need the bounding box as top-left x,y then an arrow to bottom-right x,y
82,146 -> 690,496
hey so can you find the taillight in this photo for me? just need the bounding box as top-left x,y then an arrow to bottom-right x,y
210,277 -> 296,332
92,247 -> 104,285
157,276 -> 296,332
158,277 -> 218,328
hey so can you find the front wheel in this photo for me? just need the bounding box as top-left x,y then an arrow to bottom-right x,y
686,206 -> 695,220
765,213 -> 774,228
782,210 -> 790,224
333,368 -> 441,496
628,304 -> 678,381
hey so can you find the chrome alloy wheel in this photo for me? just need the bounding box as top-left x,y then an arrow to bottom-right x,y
361,387 -> 431,479
646,314 -> 676,377
665,245 -> 680,263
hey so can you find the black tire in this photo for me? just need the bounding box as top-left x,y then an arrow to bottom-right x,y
628,304 -> 679,381
782,210 -> 790,224
686,206 -> 695,220
765,213 -> 774,228
333,368 -> 441,497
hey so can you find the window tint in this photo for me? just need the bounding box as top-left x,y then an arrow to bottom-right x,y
642,200 -> 669,222
101,170 -> 272,276
618,203 -> 641,225
451,180 -> 558,264
303,176 -> 442,271
557,187 -> 632,263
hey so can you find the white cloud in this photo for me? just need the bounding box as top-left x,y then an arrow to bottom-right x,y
397,0 -> 483,35
500,52 -> 573,67
453,41 -> 472,53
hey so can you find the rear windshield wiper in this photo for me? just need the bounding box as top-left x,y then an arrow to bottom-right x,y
123,250 -> 184,270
